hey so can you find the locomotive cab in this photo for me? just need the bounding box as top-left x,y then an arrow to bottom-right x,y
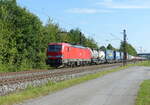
46,44 -> 63,67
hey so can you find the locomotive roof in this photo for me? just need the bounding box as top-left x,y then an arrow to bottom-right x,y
48,43 -> 70,46
48,43 -> 88,49
71,45 -> 86,49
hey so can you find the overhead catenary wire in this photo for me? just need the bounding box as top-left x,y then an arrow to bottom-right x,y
110,33 -> 123,42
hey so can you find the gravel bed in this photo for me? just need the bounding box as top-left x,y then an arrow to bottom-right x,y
0,65 -> 120,96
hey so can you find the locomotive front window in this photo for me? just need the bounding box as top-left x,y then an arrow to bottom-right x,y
48,45 -> 62,52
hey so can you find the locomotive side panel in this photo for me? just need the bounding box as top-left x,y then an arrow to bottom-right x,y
47,43 -> 92,67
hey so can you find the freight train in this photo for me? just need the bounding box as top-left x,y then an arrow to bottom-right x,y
46,43 -> 145,67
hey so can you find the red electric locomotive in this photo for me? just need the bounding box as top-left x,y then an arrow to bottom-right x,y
46,43 -> 92,67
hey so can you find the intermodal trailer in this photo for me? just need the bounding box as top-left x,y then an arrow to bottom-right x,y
105,50 -> 115,63
114,51 -> 121,62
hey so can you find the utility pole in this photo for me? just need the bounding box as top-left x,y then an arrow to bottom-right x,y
123,29 -> 127,66
80,32 -> 82,45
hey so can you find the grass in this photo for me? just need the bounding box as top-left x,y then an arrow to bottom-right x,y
135,61 -> 150,105
135,80 -> 150,105
124,61 -> 150,67
0,61 -> 149,105
136,61 -> 150,66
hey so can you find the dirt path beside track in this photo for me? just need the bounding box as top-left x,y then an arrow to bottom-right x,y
17,66 -> 150,105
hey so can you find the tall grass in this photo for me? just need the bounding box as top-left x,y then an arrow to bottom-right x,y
135,80 -> 150,105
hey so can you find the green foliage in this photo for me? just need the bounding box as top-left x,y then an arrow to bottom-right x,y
84,37 -> 98,49
0,0 -> 47,72
107,44 -> 116,50
120,42 -> 137,56
67,28 -> 98,48
44,19 -> 60,43
100,46 -> 106,51
0,1 -> 99,72
68,28 -> 82,44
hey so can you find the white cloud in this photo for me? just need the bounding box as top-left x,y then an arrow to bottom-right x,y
97,0 -> 150,9
110,5 -> 150,9
104,0 -> 113,3
66,8 -> 113,14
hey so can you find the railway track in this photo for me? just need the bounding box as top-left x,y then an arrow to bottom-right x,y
0,63 -> 122,86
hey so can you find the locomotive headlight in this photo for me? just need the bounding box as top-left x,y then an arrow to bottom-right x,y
48,56 -> 53,58
48,55 -> 63,58
56,55 -> 64,58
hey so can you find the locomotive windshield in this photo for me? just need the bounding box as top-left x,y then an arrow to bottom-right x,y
48,45 -> 62,52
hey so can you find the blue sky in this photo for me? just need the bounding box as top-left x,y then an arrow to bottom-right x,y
17,0 -> 150,53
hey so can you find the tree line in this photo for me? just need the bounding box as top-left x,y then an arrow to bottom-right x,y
0,0 -> 98,72
0,0 -> 137,72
